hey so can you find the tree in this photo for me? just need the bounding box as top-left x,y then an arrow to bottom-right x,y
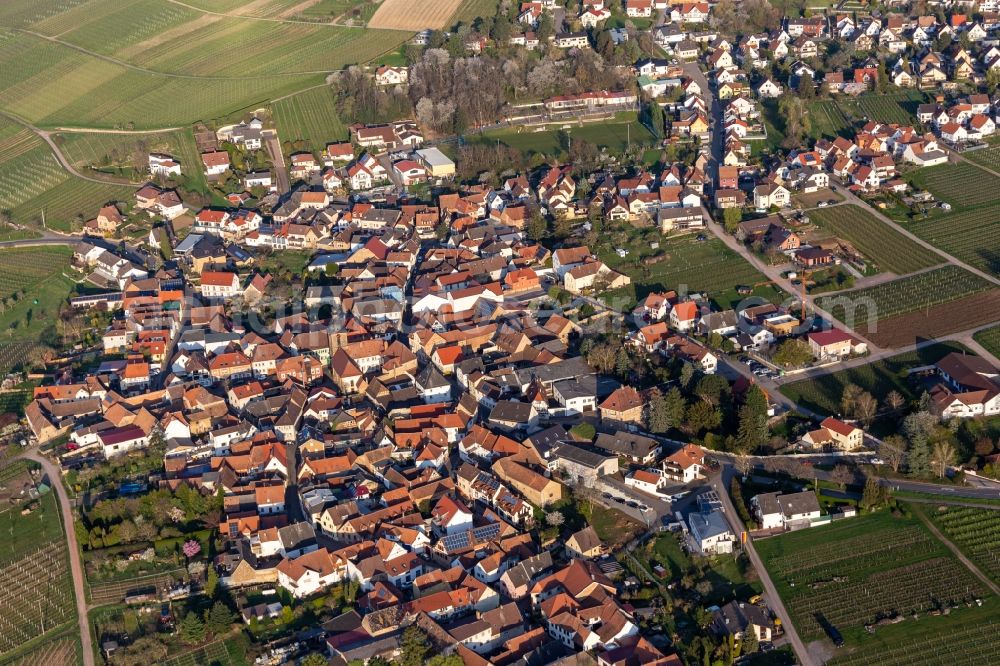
205,601 -> 235,635
426,656 -> 464,666
648,387 -> 687,433
860,474 -> 888,511
736,386 -> 769,453
545,511 -> 564,527
205,566 -> 219,599
840,383 -> 864,417
931,440 -> 956,478
400,626 -> 431,666
526,212 -> 547,241
722,206 -> 743,234
772,339 -> 813,368
884,390 -> 905,414
179,611 -> 206,645
695,374 -> 730,406
830,464 -> 853,489
182,539 -> 201,559
686,400 -> 721,435
879,435 -> 906,473
301,654 -> 329,666
855,391 -> 878,427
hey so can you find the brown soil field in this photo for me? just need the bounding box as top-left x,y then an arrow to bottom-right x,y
367,0 -> 463,30
858,290 -> 1000,348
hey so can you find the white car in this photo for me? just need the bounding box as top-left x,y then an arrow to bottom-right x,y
817,201 -> 829,208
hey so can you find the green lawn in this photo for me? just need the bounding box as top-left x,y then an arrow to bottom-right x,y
475,115 -> 656,157
271,86 -> 349,153
597,234 -> 782,311
807,99 -> 852,140
779,341 -> 968,415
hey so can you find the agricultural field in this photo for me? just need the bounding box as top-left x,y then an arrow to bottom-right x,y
907,202 -> 1000,278
446,0 -> 502,26
905,162 -> 1000,208
927,507 -> 1000,585
756,511 -> 990,644
808,205 -> 943,275
89,568 -> 187,605
808,99 -> 852,139
819,265 -> 1000,346
839,90 -> 927,125
270,86 -> 349,153
0,481 -> 76,659
369,0 -> 463,30
54,128 -> 206,190
0,119 -> 133,231
962,143 -> 1000,173
827,602 -> 1000,666
599,235 -> 781,310
973,325 -> 1000,360
0,624 -> 80,666
779,341 -> 967,415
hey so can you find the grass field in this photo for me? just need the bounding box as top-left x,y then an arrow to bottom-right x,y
779,341 -> 967,414
973,325 -> 1000,359
599,235 -> 781,310
0,247 -> 75,346
905,162 -> 1000,208
54,128 -> 206,190
476,116 -> 656,157
756,511 -> 990,644
808,205 -> 943,275
447,0 -> 502,26
808,99 -> 852,139
270,86 -> 349,152
927,506 -> 1000,585
907,202 -> 1000,278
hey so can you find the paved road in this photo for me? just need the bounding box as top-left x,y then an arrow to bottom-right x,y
883,478 -> 1000,500
710,468 -> 815,666
21,450 -> 95,666
264,130 -> 291,194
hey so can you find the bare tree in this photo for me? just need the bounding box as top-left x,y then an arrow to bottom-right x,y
856,392 -> 878,427
840,383 -> 864,417
884,390 -> 906,414
930,441 -> 956,479
831,464 -> 854,489
879,435 -> 906,473
734,451 -> 753,479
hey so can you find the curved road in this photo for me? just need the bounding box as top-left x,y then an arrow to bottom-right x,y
21,450 -> 94,666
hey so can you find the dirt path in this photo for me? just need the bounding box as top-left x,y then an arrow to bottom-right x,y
20,450 -> 95,666
0,111 -> 133,185
912,504 -> 1000,597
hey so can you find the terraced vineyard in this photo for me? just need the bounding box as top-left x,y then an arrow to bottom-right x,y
757,512 -> 989,643
928,507 -> 1000,584
908,202 -> 1000,278
905,162 -> 1000,208
271,86 -> 349,152
808,205 -> 942,274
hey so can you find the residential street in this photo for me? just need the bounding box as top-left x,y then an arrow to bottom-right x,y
21,449 -> 95,666
710,468 -> 815,666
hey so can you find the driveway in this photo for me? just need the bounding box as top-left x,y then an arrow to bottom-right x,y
21,450 -> 95,666
263,129 -> 291,194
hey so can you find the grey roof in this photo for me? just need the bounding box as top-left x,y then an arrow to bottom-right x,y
594,431 -> 659,458
712,600 -> 773,637
777,490 -> 820,518
553,443 -> 615,470
489,400 -> 533,424
277,522 -> 316,550
415,364 -> 450,391
552,376 -> 597,401
689,508 -> 733,542
515,356 -> 592,388
524,426 -> 570,458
